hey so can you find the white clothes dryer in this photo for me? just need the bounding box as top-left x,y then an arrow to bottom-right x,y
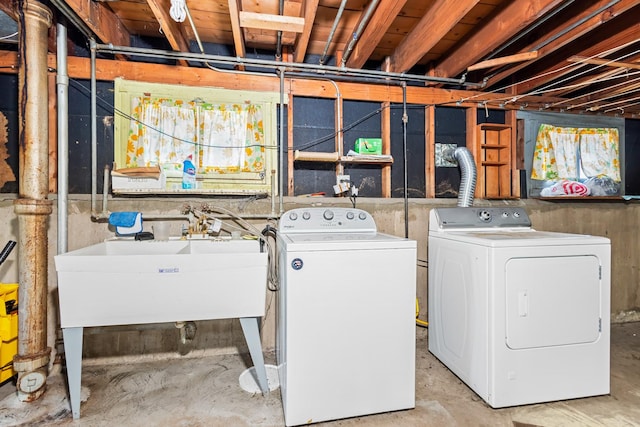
277,207 -> 416,426
428,207 -> 610,408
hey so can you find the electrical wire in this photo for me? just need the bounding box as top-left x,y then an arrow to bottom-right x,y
67,77 -> 277,151
0,32 -> 18,41
458,40 -> 640,106
187,204 -> 280,291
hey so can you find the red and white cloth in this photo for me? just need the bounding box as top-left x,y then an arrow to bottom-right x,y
540,180 -> 590,197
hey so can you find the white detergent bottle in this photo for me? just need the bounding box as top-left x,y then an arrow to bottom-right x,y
182,156 -> 196,189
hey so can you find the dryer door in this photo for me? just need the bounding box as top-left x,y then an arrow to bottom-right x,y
505,255 -> 601,349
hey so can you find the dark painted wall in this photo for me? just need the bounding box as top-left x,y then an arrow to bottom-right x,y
1,72 -> 639,197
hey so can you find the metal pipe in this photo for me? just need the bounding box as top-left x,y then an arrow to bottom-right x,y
402,82 -> 409,238
48,0 -> 93,39
340,0 -> 380,68
279,67 -> 285,214
90,39 -> 97,215
14,0 -> 53,402
94,43 -> 479,87
102,164 -> 109,216
319,0 -> 348,65
276,0 -> 284,59
57,22 -> 68,255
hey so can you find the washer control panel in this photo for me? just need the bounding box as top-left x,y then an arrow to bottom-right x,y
279,208 -> 376,233
431,207 -> 531,229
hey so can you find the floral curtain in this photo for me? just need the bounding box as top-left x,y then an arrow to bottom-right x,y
531,124 -> 620,181
126,97 -> 266,174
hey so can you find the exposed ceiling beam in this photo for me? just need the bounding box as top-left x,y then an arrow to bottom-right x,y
467,51 -> 539,72
293,0 -> 319,63
483,0 -> 639,89
239,11 -> 305,33
146,0 -> 190,67
0,0 -> 17,21
62,0 -> 130,47
345,0 -> 408,69
389,0 -> 480,74
567,55 -> 640,71
227,0 -> 246,61
513,22 -> 640,95
434,0 -> 564,78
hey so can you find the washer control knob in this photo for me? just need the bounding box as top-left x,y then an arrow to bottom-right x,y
289,212 -> 298,221
358,212 -> 367,220
302,211 -> 311,220
478,210 -> 492,222
513,211 -> 521,218
346,211 -> 355,220
323,210 -> 334,221
502,211 -> 509,218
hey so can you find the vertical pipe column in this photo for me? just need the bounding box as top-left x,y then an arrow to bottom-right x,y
13,0 -> 53,402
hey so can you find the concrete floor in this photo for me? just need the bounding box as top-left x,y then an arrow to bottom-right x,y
1,322 -> 639,427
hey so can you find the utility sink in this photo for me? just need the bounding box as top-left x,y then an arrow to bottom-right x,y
55,238 -> 271,419
54,238 -> 268,328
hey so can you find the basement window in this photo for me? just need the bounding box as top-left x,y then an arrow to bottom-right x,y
530,124 -> 621,197
113,78 -> 281,195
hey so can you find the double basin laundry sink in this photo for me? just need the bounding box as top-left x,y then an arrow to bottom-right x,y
54,237 -> 271,419
55,238 -> 268,327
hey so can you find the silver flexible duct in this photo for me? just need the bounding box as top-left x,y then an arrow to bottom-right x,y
444,147 -> 477,207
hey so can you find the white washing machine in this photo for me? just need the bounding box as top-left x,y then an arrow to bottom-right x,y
428,207 -> 610,408
277,207 -> 416,426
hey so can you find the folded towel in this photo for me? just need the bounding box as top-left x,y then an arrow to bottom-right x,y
109,212 -> 143,236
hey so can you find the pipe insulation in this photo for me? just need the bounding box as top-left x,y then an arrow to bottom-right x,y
445,147 -> 477,207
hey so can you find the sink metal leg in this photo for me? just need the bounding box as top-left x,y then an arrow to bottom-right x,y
62,327 -> 83,419
239,317 -> 269,395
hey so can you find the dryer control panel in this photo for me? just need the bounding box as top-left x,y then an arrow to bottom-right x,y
431,207 -> 531,230
279,208 -> 376,233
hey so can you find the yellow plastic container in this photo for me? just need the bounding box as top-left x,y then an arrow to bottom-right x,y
0,283 -> 18,383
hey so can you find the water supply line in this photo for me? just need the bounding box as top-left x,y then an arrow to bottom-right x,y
402,82 -> 409,238
340,0 -> 380,68
279,67 -> 285,214
90,38 -> 100,218
319,0 -> 348,65
444,147 -> 477,207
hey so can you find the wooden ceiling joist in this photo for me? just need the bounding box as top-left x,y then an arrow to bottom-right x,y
293,0 -> 319,63
568,56 -> 640,71
513,24 -> 640,95
467,51 -> 538,72
62,0 -> 130,47
434,0 -> 564,78
389,0 -> 480,74
483,0 -> 640,89
146,0 -> 190,66
344,0 -> 408,70
227,0 -> 246,61
239,11 -> 304,33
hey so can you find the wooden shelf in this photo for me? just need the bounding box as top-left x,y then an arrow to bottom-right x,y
294,150 -> 393,165
476,123 -> 513,199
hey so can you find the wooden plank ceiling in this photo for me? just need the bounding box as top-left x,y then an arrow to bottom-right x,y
3,0 -> 640,117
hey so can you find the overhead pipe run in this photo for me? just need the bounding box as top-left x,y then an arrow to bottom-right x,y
340,0 -> 380,68
14,0 -> 53,402
94,43 -> 481,88
319,0 -> 348,65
